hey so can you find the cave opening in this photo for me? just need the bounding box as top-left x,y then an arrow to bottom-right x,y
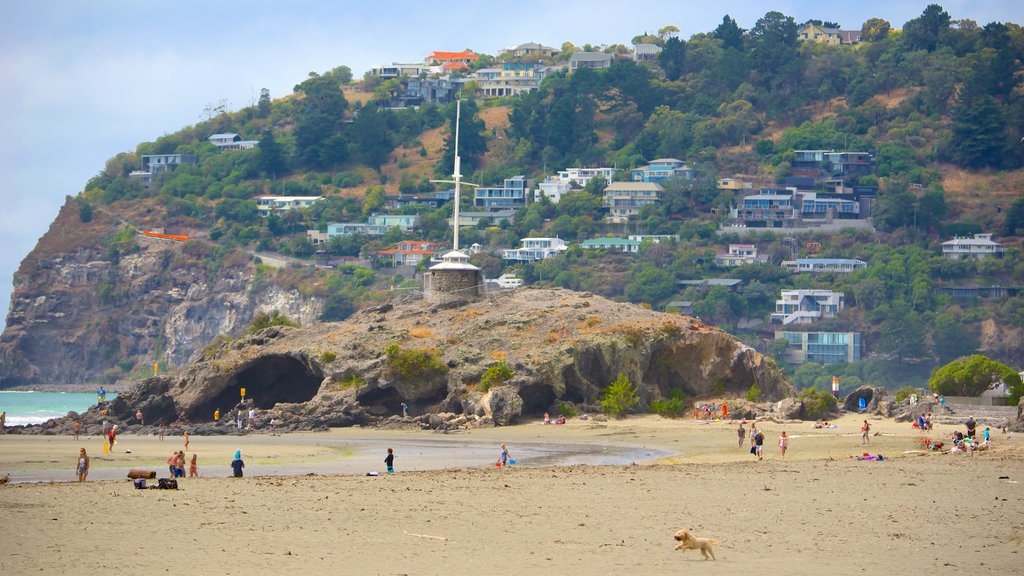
191,355 -> 322,420
519,382 -> 557,415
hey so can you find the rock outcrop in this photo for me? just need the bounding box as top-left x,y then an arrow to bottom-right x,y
30,288 -> 792,431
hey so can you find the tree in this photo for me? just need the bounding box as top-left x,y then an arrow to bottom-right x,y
949,81 -> 1006,169
903,4 -> 951,52
714,15 -> 744,50
624,263 -> 675,304
861,18 -> 891,42
257,129 -> 287,177
748,11 -> 802,94
931,313 -> 979,363
256,88 -> 271,118
657,25 -> 680,41
293,72 -> 349,167
877,302 -> 926,361
438,99 -> 487,175
929,355 -> 1016,396
601,373 -> 640,418
658,37 -> 686,81
1003,197 -> 1024,236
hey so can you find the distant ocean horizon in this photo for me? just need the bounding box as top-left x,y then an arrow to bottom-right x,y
0,391 -> 117,426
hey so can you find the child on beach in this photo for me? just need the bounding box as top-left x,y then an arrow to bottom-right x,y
184,430 -> 190,450
76,448 -> 90,482
231,450 -> 245,478
189,454 -> 198,478
779,431 -> 788,458
385,448 -> 394,474
497,443 -> 511,467
861,420 -> 871,444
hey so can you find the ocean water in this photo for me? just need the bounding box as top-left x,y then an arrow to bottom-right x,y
0,391 -> 117,426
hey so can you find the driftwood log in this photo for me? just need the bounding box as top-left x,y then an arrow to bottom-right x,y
127,469 -> 156,479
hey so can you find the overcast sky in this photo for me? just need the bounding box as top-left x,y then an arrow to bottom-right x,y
1,0 -> 1020,330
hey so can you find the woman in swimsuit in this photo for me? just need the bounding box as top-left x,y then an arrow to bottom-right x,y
76,448 -> 90,482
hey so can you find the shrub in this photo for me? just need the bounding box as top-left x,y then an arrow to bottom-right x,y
408,327 -> 435,338
384,342 -> 447,382
746,382 -> 763,402
320,350 -> 337,364
246,310 -> 299,334
893,386 -> 920,402
619,326 -> 645,347
202,335 -> 233,360
601,373 -> 640,418
659,322 -> 681,337
650,389 -> 686,418
480,360 -> 514,392
799,388 -> 837,420
558,403 -> 577,417
335,373 -> 364,390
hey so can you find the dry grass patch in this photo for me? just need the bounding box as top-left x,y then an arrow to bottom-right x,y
490,351 -> 507,361
408,326 -> 436,339
547,331 -> 560,344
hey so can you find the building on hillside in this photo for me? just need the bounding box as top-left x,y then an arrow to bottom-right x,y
713,244 -> 769,267
665,300 -> 694,315
208,133 -> 259,150
570,51 -> 613,71
632,43 -> 662,62
771,289 -> 845,325
375,241 -> 442,267
627,234 -> 678,244
397,76 -> 466,106
255,196 -> 322,217
129,153 -> 198,187
798,24 -> 862,45
368,63 -> 438,78
474,63 -> 548,97
306,230 -> 328,245
941,233 -> 1004,260
777,330 -> 862,364
728,188 -> 863,228
502,237 -> 568,262
449,210 -> 516,227
474,176 -> 530,211
677,278 -> 743,292
792,150 -> 873,180
391,189 -> 456,209
535,166 -> 619,203
499,42 -> 559,59
781,258 -> 867,274
631,158 -> 693,183
424,50 -> 478,72
937,285 -> 1021,299
535,177 -> 572,203
580,237 -> 641,253
603,182 -> 662,223
487,273 -> 525,289
327,214 -> 420,237
717,178 -> 754,191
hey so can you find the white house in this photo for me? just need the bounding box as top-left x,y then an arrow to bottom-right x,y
771,289 -> 845,325
502,237 -> 568,262
535,177 -> 572,203
714,244 -> 769,267
781,258 -> 867,274
256,196 -> 322,217
941,233 -> 1004,260
209,133 -> 259,150
489,274 -> 524,289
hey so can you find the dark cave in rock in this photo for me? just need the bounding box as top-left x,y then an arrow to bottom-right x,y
193,354 -> 322,419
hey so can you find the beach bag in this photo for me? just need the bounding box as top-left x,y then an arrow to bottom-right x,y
750,446 -> 757,455
158,478 -> 178,490
133,478 -> 147,489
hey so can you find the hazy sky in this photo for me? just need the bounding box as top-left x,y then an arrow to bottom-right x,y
1,1 -> 1020,329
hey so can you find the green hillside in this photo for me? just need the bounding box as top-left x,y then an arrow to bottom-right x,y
77,5 -> 1024,391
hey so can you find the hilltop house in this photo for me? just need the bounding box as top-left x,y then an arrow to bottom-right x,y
714,244 -> 769,267
717,178 -> 754,191
208,133 -> 259,150
798,24 -> 862,45
369,63 -> 438,78
424,50 -> 478,72
535,166 -> 618,203
502,237 -> 568,262
771,289 -> 845,325
475,176 -> 530,211
474,63 -> 548,97
632,43 -> 662,62
448,210 -> 516,227
499,42 -> 558,59
941,233 -> 1003,260
631,158 -> 693,183
781,258 -> 867,274
375,241 -> 442,267
570,52 -> 613,71
255,196 -> 322,217
603,182 -> 662,223
129,153 -> 198,187
327,214 -> 420,237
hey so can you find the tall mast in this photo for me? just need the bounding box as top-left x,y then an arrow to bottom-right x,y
452,100 -> 462,251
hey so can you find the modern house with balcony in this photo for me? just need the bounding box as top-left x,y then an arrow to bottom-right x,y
209,133 -> 259,150
375,241 -> 442,267
727,188 -> 799,228
570,52 -> 613,71
499,42 -> 559,59
631,158 -> 693,183
129,153 -> 198,187
580,237 -> 641,253
777,330 -> 862,364
771,289 -> 845,325
255,196 -> 322,217
369,63 -> 438,78
714,244 -> 769,267
475,63 -> 547,97
941,233 -> 1003,260
781,258 -> 867,274
603,182 -> 662,223
475,176 -> 530,211
327,214 -> 420,237
502,237 -> 568,262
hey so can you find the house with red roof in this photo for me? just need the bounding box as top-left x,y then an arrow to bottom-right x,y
375,241 -> 442,267
425,50 -> 478,72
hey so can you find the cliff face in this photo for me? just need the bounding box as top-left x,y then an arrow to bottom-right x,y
0,198 -> 319,388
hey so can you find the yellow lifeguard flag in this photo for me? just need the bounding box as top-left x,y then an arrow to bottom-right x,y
240,387 -> 246,399
153,362 -> 159,375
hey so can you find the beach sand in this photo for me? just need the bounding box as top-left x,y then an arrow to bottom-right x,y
1,413 -> 1022,574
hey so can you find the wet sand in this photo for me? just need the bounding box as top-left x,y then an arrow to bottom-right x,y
2,414 -> 1023,574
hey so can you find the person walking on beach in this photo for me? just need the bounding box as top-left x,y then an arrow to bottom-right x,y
136,409 -> 144,426
401,402 -> 409,417
497,443 -> 511,467
750,422 -> 759,448
158,420 -> 166,441
231,450 -> 245,478
737,423 -> 746,448
189,454 -> 198,478
779,431 -> 789,459
965,416 -> 977,440
385,448 -> 395,474
861,420 -> 871,444
184,430 -> 190,450
107,425 -> 118,449
1,411 -> 6,433
167,452 -> 177,478
73,420 -> 81,441
76,448 -> 90,482
753,429 -> 765,460
248,408 -> 256,430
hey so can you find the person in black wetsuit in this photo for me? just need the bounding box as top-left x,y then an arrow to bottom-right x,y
385,448 -> 394,474
231,450 -> 245,477
965,416 -> 977,439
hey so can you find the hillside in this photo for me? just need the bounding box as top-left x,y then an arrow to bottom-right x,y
1,5 -> 1023,390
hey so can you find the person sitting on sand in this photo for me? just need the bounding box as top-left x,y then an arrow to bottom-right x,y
231,450 -> 245,478
543,412 -> 551,425
555,416 -> 566,425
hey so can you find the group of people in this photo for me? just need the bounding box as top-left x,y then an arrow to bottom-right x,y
697,402 -> 728,420
542,412 -> 566,425
166,451 -> 197,478
736,422 -> 786,460
915,413 -> 935,431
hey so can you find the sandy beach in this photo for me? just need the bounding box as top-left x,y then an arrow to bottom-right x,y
2,413 -> 1023,574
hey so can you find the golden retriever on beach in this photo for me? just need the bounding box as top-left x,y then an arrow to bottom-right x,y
674,529 -> 717,560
